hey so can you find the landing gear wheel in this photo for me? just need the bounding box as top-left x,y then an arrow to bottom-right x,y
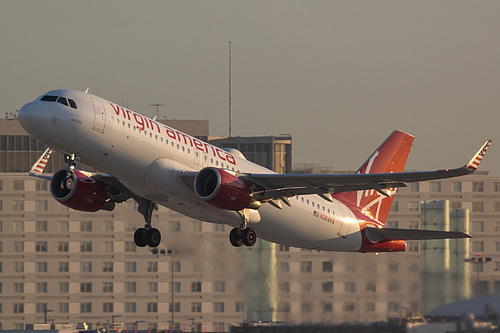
229,228 -> 243,247
146,228 -> 161,248
134,228 -> 147,247
65,177 -> 74,190
241,228 -> 257,247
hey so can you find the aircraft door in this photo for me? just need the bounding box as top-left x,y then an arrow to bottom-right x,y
91,98 -> 106,133
336,204 -> 351,238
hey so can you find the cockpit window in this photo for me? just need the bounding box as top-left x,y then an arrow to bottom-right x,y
57,97 -> 68,106
68,99 -> 77,109
40,95 -> 58,102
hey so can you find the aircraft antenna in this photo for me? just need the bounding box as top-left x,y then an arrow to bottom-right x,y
149,104 -> 165,119
229,41 -> 232,137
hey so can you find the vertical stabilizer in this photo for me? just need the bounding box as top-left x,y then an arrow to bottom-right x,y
333,130 -> 414,223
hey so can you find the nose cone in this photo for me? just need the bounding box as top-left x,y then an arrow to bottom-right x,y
18,102 -> 42,133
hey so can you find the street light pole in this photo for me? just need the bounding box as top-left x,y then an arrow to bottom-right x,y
168,249 -> 174,331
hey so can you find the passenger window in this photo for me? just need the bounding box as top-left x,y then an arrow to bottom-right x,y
41,95 -> 58,102
57,97 -> 68,106
68,99 -> 77,109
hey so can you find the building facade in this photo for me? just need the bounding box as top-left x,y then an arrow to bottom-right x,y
2,118 -> 500,329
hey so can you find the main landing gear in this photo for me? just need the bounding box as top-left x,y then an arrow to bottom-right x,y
229,227 -> 257,247
229,210 -> 257,247
134,198 -> 161,248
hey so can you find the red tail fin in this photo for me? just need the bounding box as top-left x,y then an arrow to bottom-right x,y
333,130 -> 414,223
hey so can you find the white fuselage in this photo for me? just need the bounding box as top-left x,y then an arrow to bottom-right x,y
20,89 -> 366,251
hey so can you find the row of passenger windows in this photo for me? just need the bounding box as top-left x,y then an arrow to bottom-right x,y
40,95 -> 77,109
296,195 -> 334,215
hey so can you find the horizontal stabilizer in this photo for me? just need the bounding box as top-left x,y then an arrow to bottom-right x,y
366,226 -> 470,242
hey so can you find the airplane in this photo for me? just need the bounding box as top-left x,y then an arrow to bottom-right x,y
18,89 -> 491,252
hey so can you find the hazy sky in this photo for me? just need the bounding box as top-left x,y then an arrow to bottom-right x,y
1,1 -> 499,173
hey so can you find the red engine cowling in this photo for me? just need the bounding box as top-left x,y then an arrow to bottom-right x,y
194,167 -> 254,211
50,168 -> 114,212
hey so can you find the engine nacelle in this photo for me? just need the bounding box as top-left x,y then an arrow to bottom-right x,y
50,168 -> 115,212
194,167 -> 258,211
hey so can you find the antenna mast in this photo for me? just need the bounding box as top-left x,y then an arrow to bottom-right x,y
229,41 -> 232,138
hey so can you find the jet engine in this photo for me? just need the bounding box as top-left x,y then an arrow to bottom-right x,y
50,168 -> 115,212
194,167 -> 260,211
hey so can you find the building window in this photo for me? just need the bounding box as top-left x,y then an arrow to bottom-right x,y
494,202 -> 500,212
473,182 -> 484,192
452,182 -> 462,192
59,303 -> 69,313
36,221 -> 48,231
125,302 -> 136,313
366,302 -> 376,312
388,262 -> 399,272
191,281 -> 201,292
102,241 -> 113,252
59,282 -> 69,293
430,182 -> 441,192
14,283 -> 24,293
322,261 -> 333,272
494,182 -> 500,192
80,241 -> 92,252
36,283 -> 48,293
103,303 -> 114,313
408,202 -> 419,212
81,262 -> 92,272
81,283 -> 92,293
214,281 -> 226,292
278,302 -> 291,313
14,262 -> 24,272
125,262 -> 136,272
58,221 -> 69,232
301,302 -> 313,313
322,301 -> 333,312
147,262 -> 158,272
472,241 -> 484,252
103,262 -> 113,272
36,241 -> 48,252
279,262 -> 290,272
473,221 -> 485,233
495,222 -> 500,232
13,200 -> 24,211
390,201 -> 399,212
36,181 -> 48,191
279,244 -> 290,252
387,281 -> 400,292
450,201 -> 462,209
300,261 -> 312,273
235,301 -> 244,313
408,241 -> 419,252
386,221 -> 399,229
410,182 -> 419,192
344,282 -> 356,292
279,282 -> 290,293
148,282 -> 158,292
103,221 -> 114,232
14,221 -> 24,232
58,262 -> 69,272
103,282 -> 114,292
147,303 -> 158,313
388,302 -> 400,312
214,302 -> 224,313
58,242 -> 69,252
36,262 -> 48,272
173,261 -> 181,272
14,241 -> 24,252
473,201 -> 484,212
80,221 -> 92,232
322,281 -> 333,293
80,303 -> 92,313
125,242 -> 136,252
366,282 -> 376,292
14,303 -> 24,313
126,282 -> 137,293
343,302 -> 355,312
35,201 -> 48,211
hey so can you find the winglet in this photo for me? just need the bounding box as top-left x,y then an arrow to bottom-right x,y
29,148 -> 53,175
465,140 -> 491,171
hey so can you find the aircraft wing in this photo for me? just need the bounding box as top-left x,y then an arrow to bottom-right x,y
241,139 -> 491,204
365,226 -> 471,241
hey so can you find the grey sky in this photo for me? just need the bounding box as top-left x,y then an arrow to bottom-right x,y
1,1 -> 499,173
